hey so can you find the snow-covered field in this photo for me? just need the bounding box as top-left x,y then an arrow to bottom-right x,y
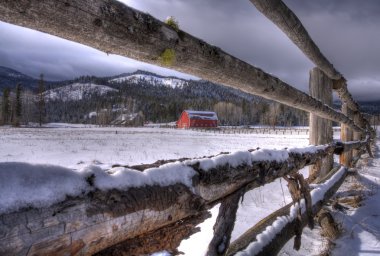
0,124 -> 378,255
0,125 -> 310,169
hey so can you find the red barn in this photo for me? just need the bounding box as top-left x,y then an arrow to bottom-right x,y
177,110 -> 218,128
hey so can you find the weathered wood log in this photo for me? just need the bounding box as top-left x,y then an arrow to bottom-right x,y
226,166 -> 347,256
95,211 -> 211,256
0,142 -> 369,256
309,67 -> 333,180
0,0 -> 363,132
206,189 -> 243,256
249,0 -> 363,118
353,112 -> 364,159
317,209 -> 340,240
248,0 -> 340,80
340,104 -> 354,167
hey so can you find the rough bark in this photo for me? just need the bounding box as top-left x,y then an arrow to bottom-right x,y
309,67 -> 334,180
248,0 -> 341,80
317,209 -> 340,240
226,166 -> 347,256
249,0 -> 363,119
340,104 -> 354,167
353,112 -> 364,159
0,0 -> 363,132
206,189 -> 243,256
95,211 -> 211,256
0,141 -> 368,255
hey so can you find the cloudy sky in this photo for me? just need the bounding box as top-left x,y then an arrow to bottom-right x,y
1,0 -> 380,101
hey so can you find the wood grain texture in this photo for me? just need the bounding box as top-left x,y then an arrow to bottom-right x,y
0,0 -> 364,132
0,140 -> 369,255
309,68 -> 333,179
340,104 -> 354,167
249,0 -> 363,118
226,166 -> 347,256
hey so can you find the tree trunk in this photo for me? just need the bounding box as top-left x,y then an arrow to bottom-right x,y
340,104 -> 354,167
309,68 -> 333,180
0,0 -> 364,132
226,167 -> 347,256
248,0 -> 363,118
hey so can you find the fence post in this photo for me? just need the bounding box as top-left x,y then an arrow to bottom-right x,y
352,111 -> 363,159
340,104 -> 354,166
309,68 -> 333,180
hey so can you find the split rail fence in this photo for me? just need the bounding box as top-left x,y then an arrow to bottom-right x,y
0,0 -> 377,255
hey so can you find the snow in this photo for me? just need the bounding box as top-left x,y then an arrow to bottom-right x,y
330,140 -> 380,256
88,111 -> 97,118
236,167 -> 347,256
109,74 -> 188,88
0,162 -> 88,214
288,145 -> 329,154
0,161 -> 197,214
0,125 -> 378,256
186,148 -> 288,172
44,83 -> 118,101
185,110 -> 218,121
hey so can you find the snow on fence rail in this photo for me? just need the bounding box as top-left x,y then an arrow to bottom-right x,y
0,0 -> 377,255
0,139 -> 370,255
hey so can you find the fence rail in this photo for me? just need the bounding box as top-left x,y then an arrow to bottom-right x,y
0,0 -> 376,255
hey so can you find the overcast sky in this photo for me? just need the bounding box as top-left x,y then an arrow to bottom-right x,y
1,0 -> 380,101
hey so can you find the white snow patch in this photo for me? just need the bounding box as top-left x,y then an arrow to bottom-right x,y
236,167 -> 347,256
186,148 -> 289,171
44,83 -> 117,101
0,162 -> 88,214
288,145 -> 328,154
0,162 -> 197,214
109,74 -> 188,88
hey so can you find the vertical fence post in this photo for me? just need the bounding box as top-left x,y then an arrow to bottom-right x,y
309,68 -> 333,180
340,104 -> 354,166
352,111 -> 363,159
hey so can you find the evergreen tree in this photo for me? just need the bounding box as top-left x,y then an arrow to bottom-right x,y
1,88 -> 10,125
37,74 -> 46,126
13,83 -> 22,127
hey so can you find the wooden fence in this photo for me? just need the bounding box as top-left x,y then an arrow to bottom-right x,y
0,0 -> 376,255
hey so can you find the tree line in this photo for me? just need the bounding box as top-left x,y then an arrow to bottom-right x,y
0,74 -> 46,126
0,74 -> 309,127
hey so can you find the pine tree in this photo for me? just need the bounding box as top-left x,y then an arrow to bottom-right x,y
13,83 -> 22,127
37,74 -> 46,126
2,88 -> 10,125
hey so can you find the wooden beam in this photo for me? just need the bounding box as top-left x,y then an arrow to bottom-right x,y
0,140 -> 369,255
248,0 -> 365,125
309,67 -> 333,180
248,0 -> 341,80
226,167 -> 347,256
0,0 -> 364,132
340,104 -> 354,167
206,189 -> 243,256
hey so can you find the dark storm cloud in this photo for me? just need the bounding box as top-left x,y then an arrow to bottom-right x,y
1,0 -> 380,101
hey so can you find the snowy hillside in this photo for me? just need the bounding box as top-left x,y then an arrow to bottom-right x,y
109,74 -> 188,88
44,83 -> 118,101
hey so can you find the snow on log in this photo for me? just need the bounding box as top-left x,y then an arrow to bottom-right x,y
0,140 -> 368,255
226,166 -> 348,256
0,0 -> 363,132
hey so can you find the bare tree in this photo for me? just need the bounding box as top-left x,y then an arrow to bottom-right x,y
37,74 -> 46,126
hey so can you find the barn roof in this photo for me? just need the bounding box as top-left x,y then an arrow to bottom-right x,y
184,110 -> 218,121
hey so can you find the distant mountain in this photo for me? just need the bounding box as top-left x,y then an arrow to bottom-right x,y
109,73 -> 188,89
0,66 -> 61,93
0,66 -> 314,126
357,100 -> 380,115
44,83 -> 118,102
0,66 -> 39,91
